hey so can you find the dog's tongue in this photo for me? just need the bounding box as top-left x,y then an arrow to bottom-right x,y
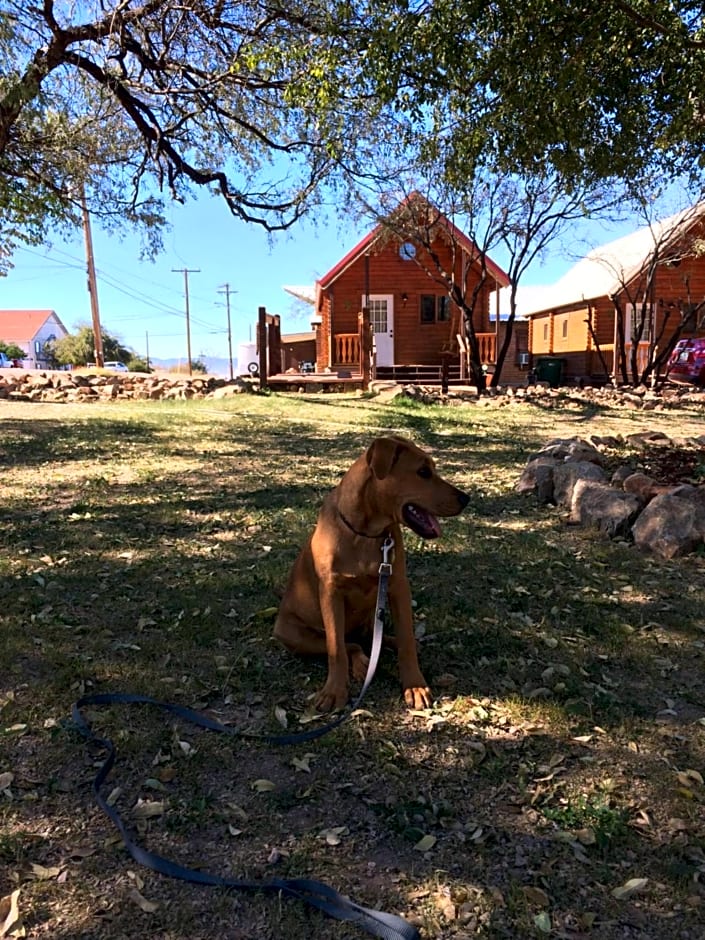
404,503 -> 442,539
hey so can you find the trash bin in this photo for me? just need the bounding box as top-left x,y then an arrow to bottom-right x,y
533,357 -> 565,388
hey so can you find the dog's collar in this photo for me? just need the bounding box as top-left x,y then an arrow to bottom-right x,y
337,510 -> 388,540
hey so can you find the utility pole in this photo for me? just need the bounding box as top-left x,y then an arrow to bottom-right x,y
81,188 -> 104,367
217,283 -> 237,380
145,331 -> 150,371
172,267 -> 200,375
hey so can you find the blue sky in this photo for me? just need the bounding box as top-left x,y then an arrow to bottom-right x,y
0,191 -> 634,364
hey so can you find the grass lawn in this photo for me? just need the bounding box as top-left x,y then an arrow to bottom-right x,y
1,391 -> 704,939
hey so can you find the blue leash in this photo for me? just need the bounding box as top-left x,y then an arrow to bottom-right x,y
71,538 -> 419,940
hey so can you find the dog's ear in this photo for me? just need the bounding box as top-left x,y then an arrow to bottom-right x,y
366,437 -> 403,480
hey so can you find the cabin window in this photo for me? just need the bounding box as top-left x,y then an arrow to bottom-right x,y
680,302 -> 705,334
627,303 -> 652,343
561,319 -> 568,338
420,295 -> 450,323
543,323 -> 549,341
368,299 -> 388,332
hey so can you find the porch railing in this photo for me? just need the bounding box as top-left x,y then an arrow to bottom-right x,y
334,332 -> 360,366
457,332 -> 497,379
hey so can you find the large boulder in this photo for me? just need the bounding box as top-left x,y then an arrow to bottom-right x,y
569,480 -> 642,538
632,491 -> 705,559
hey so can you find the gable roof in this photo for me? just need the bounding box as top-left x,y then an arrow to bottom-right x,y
0,309 -> 68,342
520,202 -> 705,317
317,193 -> 510,290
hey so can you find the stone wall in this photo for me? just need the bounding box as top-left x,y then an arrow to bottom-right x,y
0,370 -> 253,403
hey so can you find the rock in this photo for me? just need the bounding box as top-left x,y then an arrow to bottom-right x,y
632,492 -> 705,558
569,480 -> 642,537
552,460 -> 607,508
515,458 -> 556,504
622,472 -> 671,504
518,432 -> 705,558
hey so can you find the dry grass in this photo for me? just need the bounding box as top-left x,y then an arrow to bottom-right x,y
1,391 -> 704,940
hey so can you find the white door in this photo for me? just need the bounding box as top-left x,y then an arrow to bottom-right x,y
362,294 -> 394,367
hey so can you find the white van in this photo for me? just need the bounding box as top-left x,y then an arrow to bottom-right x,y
104,361 -> 129,372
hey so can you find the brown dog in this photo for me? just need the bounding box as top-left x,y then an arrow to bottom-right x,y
274,436 -> 469,712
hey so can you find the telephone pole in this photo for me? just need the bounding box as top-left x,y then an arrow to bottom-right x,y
81,188 -> 104,367
217,283 -> 237,380
172,267 -> 200,375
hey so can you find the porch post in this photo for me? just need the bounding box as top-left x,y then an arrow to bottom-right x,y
359,307 -> 372,390
257,305 -> 268,388
268,313 -> 282,375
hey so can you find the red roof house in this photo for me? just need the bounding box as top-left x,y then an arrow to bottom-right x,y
0,309 -> 69,368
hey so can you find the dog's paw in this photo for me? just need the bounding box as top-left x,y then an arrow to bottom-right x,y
349,649 -> 370,681
404,684 -> 433,710
315,683 -> 349,713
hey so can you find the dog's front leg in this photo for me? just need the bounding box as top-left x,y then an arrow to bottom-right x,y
315,580 -> 350,712
390,577 -> 432,709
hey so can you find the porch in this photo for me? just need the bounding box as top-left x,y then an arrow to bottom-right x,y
333,330 -> 498,384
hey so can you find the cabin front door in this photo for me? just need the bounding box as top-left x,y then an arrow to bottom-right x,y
362,294 -> 394,367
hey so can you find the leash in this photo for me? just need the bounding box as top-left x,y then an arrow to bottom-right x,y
72,537 -> 419,940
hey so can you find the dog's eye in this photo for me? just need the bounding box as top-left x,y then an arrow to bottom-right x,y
417,465 -> 433,479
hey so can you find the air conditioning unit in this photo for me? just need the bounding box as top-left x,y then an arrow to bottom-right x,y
518,352 -> 531,368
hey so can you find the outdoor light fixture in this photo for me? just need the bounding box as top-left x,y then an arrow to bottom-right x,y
401,293 -> 408,306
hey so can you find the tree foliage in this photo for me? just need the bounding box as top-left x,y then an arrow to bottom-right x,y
361,1 -> 705,187
0,340 -> 24,359
0,0 -> 376,271
48,325 -> 132,367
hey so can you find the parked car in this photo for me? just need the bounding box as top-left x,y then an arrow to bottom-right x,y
667,338 -> 705,387
104,361 -> 129,372
0,352 -> 14,368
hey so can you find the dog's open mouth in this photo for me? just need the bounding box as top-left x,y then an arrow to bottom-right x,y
402,503 -> 441,539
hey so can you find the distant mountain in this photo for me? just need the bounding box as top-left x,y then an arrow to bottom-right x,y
149,356 -> 238,377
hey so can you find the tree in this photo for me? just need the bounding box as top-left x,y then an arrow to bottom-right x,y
360,1 -> 705,189
0,340 -> 24,360
48,325 -> 132,367
0,0 -> 377,271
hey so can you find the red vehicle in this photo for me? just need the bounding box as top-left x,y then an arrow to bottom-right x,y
668,338 -> 705,386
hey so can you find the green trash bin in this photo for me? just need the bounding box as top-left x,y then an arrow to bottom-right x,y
534,357 -> 565,388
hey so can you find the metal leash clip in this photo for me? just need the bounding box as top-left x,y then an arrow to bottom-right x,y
379,535 -> 394,575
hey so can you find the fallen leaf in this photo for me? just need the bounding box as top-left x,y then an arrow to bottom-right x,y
0,773 -> 14,791
0,888 -> 21,938
127,888 -> 159,913
413,834 -> 437,852
132,799 -> 165,819
251,779 -> 276,793
67,845 -> 97,859
612,877 -> 648,900
522,886 -> 550,907
30,863 -> 61,880
274,705 -> 288,729
533,911 -> 551,933
318,826 -> 348,846
291,753 -> 316,773
677,769 -> 704,787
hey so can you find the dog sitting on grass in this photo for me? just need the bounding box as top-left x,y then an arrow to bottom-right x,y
274,436 -> 469,711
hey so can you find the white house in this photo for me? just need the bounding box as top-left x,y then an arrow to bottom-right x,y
0,309 -> 69,368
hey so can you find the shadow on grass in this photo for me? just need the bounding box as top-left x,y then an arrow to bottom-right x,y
2,401 -> 704,939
